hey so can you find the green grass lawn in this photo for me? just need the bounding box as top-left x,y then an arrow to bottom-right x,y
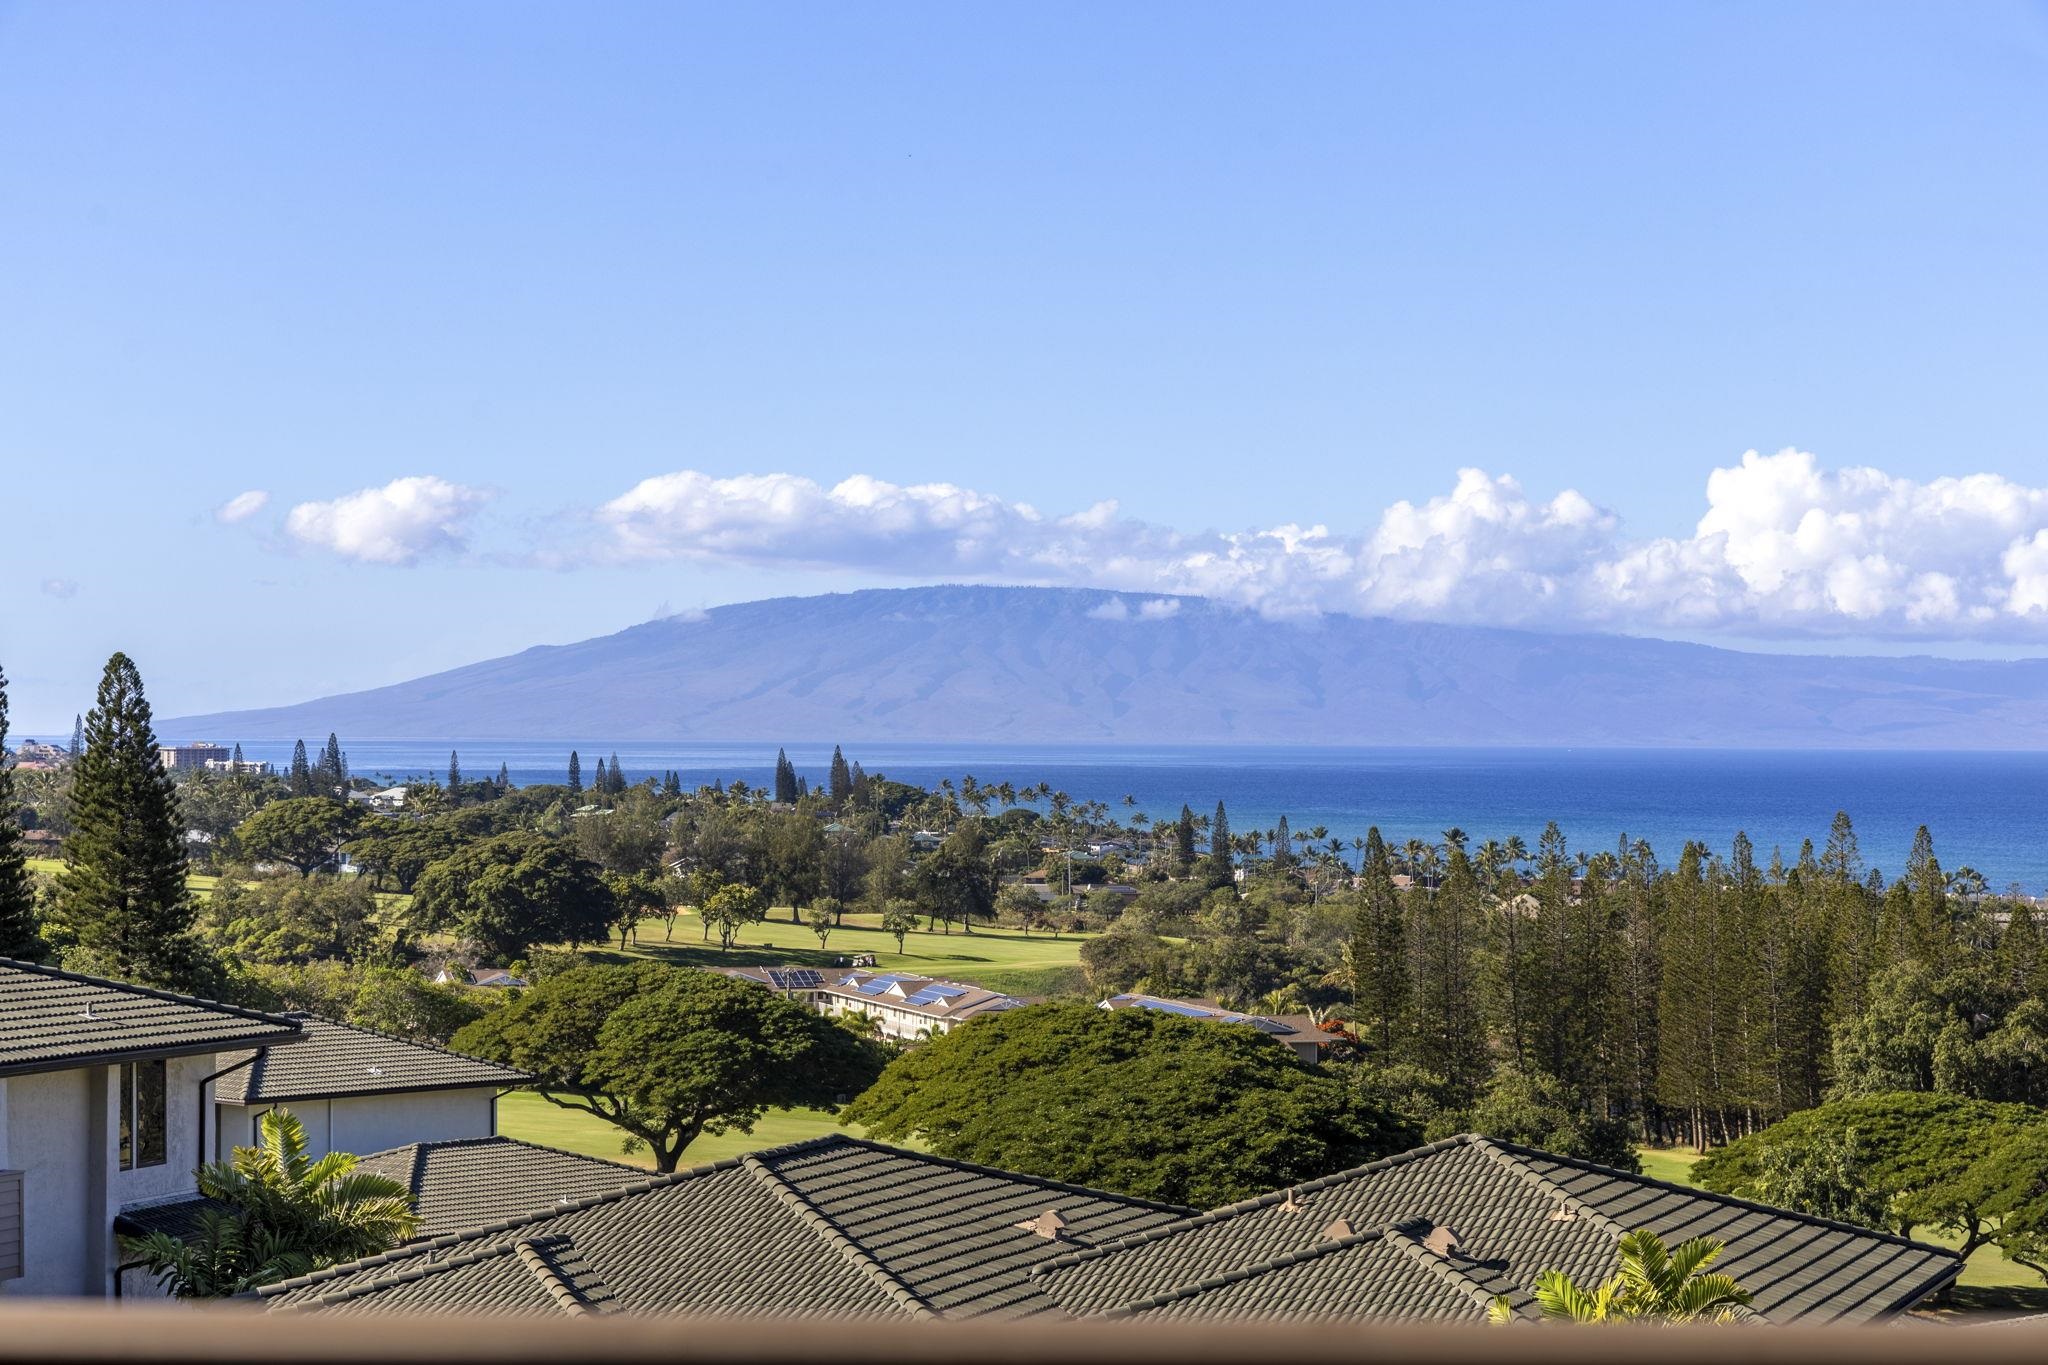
1635,1145 -> 1705,1185
594,908 -> 1093,997
496,1090 -> 908,1169
1636,1144 -> 2047,1317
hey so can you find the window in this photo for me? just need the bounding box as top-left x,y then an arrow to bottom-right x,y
118,1060 -> 168,1170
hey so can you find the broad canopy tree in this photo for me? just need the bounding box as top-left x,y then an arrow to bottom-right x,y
454,963 -> 884,1172
1694,1090 -> 2046,1264
230,797 -> 364,876
842,1001 -> 1417,1207
408,831 -> 615,960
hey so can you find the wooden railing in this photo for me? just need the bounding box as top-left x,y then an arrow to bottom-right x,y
0,1307 -> 2042,1364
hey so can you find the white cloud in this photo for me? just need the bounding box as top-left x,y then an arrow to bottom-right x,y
590,452 -> 2048,642
40,577 -> 78,599
285,476 -> 491,566
1086,597 -> 1183,622
214,489 -> 270,524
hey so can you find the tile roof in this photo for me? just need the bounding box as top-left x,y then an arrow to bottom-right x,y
1030,1134 -> 1962,1324
118,1137 -> 651,1244
256,1135 -> 1193,1319
213,1014 -> 531,1103
0,956 -> 302,1078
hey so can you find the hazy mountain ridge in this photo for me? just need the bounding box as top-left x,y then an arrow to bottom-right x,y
163,586 -> 2048,748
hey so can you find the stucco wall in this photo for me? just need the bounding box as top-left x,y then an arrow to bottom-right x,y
1,1068 -> 93,1296
112,1055 -> 212,1207
222,1088 -> 499,1162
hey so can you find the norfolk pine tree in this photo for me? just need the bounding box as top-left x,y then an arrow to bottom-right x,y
53,653 -> 209,990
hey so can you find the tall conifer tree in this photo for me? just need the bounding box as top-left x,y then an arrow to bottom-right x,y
774,748 -> 798,804
288,740 -> 313,797
69,713 -> 84,756
53,653 -> 206,989
321,732 -> 347,800
567,750 -> 582,793
0,664 -> 40,958
1351,827 -> 1409,1058
829,746 -> 852,802
607,752 -> 625,794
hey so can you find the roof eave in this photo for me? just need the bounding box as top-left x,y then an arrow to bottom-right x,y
220,1076 -> 533,1106
0,1027 -> 305,1080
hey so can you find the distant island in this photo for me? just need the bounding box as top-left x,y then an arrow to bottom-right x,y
163,584 -> 2048,749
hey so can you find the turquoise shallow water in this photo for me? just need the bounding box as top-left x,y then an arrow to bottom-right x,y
205,740 -> 2048,893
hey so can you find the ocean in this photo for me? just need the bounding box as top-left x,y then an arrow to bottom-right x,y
211,741 -> 2048,893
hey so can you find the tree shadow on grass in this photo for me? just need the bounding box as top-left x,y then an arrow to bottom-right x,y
1922,1284 -> 2048,1321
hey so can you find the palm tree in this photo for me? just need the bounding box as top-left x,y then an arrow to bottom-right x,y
123,1109 -> 419,1297
1488,1230 -> 1753,1324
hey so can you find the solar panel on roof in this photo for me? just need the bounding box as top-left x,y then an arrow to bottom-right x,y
1133,999 -> 1215,1020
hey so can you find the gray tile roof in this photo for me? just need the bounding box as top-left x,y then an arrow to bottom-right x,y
0,956 -> 302,1078
213,1014 -> 530,1104
118,1137 -> 650,1244
256,1135 -> 1194,1319
1030,1134 -> 1962,1325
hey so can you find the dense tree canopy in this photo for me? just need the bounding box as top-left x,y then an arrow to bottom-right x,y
408,831 -> 615,960
842,1002 -> 1417,1207
231,797 -> 364,876
454,964 -> 885,1171
1694,1091 -> 2047,1259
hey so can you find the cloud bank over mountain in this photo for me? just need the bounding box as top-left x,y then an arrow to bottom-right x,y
591,452 -> 2048,642
226,451 -> 2048,642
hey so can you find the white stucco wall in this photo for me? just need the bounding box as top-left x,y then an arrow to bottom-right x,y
1,1068 -> 94,1296
220,1087 -> 500,1162
112,1055 -> 212,1207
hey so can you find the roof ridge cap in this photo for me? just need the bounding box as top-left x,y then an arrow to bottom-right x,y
1465,1138 -> 1629,1242
1476,1137 -> 1966,1263
1095,1225 -> 1399,1319
1385,1218 -> 1526,1319
269,1236 -> 532,1311
0,954 -> 304,1030
738,1156 -> 935,1319
830,1136 -> 1197,1215
514,1236 -> 607,1318
1032,1138 -> 1475,1278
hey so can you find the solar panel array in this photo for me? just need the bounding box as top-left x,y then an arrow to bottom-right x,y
767,969 -> 824,990
905,984 -> 968,1006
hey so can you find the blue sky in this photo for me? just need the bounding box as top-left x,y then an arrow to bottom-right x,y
4,1 -> 2048,730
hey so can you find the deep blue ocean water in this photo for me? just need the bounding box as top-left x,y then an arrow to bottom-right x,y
212,741 -> 2048,893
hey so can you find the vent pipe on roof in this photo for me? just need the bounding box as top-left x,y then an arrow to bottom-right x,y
1279,1188 -> 1306,1214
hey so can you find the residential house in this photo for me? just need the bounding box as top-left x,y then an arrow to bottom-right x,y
716,966 -> 1030,1042
0,957 -> 303,1297
252,1132 -> 1961,1323
1098,994 -> 1340,1063
209,1014 -> 532,1163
